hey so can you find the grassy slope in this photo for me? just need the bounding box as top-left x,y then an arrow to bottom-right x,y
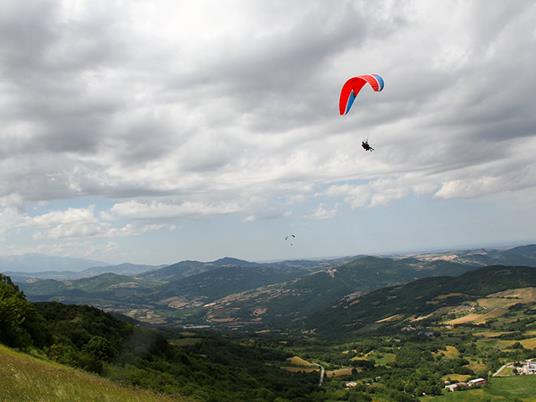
0,345 -> 185,402
422,376 -> 536,401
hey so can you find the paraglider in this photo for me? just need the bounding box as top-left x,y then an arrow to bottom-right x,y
285,234 -> 296,246
339,74 -> 384,152
339,74 -> 384,115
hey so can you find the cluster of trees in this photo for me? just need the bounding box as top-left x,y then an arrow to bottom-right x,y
35,302 -> 130,373
0,274 -> 50,348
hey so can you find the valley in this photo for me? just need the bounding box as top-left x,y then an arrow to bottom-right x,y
16,253 -> 480,331
3,245 -> 536,401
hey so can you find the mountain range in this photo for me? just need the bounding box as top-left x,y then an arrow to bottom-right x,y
12,244 -> 536,332
5,263 -> 163,281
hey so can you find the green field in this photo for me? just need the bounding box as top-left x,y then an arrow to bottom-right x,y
367,351 -> 396,366
422,376 -> 536,401
0,345 -> 184,402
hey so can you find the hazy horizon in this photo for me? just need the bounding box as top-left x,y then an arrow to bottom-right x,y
1,240 -> 535,270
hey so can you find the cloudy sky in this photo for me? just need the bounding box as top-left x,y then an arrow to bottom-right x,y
1,0 -> 535,264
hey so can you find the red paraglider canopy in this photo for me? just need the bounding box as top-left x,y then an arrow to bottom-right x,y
339,74 -> 384,115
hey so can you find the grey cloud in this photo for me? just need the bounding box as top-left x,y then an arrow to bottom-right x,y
0,0 -> 535,214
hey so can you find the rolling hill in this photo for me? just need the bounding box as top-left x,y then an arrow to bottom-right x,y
195,256 -> 477,330
140,260 -> 220,282
154,263 -> 312,301
14,246 -> 536,333
309,265 -> 536,336
140,256 -> 345,282
80,263 -> 163,277
15,257 -> 349,314
5,263 -> 163,281
16,254 -> 480,330
17,273 -> 158,305
413,244 -> 536,267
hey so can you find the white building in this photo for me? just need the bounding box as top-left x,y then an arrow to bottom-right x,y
468,378 -> 486,387
445,384 -> 458,392
445,382 -> 468,392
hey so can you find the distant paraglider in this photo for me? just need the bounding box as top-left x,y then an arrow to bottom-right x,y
285,234 -> 296,246
339,74 -> 384,152
361,139 -> 374,152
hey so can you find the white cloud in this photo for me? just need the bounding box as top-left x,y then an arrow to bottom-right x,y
107,200 -> 241,220
20,207 -> 168,240
435,177 -> 500,199
29,207 -> 97,227
305,204 -> 337,220
326,184 -> 371,208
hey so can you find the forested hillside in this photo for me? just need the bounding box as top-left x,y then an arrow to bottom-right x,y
0,273 -> 323,401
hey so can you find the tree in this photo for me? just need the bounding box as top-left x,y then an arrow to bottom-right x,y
84,336 -> 118,362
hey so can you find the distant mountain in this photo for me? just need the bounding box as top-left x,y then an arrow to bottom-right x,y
309,265 -> 536,337
145,257 -> 352,305
141,257 -> 259,283
80,263 -> 162,277
18,255 -> 480,329
199,256 -> 477,329
14,246 -> 536,334
0,254 -> 107,273
4,270 -> 80,281
141,260 -> 224,282
153,264 -> 310,302
6,263 -> 162,280
212,257 -> 258,267
17,273 -> 157,304
17,256 -> 354,325
413,244 -> 536,267
141,256 -> 341,282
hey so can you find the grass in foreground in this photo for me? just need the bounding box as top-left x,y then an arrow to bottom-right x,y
0,344 -> 185,402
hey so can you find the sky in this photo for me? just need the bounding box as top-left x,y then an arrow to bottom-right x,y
0,0 -> 535,265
